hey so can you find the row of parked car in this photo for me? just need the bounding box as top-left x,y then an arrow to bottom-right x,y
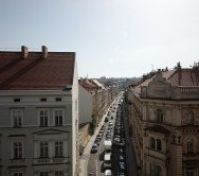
89,96 -> 124,176
112,105 -> 127,176
91,124 -> 106,153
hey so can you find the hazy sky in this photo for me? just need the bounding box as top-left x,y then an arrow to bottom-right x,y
0,0 -> 199,77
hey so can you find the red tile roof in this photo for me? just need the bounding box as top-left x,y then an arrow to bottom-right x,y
134,68 -> 199,94
79,79 -> 102,92
0,51 -> 75,90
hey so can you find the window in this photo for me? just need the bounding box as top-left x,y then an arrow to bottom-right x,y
40,98 -> 47,102
12,110 -> 23,127
13,173 -> 23,176
40,172 -> 48,176
187,140 -> 194,154
13,142 -> 22,159
55,141 -> 63,157
150,137 -> 155,149
156,139 -> 162,151
157,109 -> 164,123
40,142 -> 48,158
54,110 -> 63,126
55,171 -> 64,176
56,97 -> 62,102
14,98 -> 20,102
186,169 -> 194,176
172,135 -> 176,144
39,110 -> 48,127
178,136 -> 181,144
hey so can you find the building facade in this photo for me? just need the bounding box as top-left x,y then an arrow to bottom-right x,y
0,46 -> 79,176
79,79 -> 113,124
78,84 -> 92,154
128,66 -> 199,176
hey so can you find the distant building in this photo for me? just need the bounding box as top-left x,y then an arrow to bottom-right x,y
128,65 -> 199,176
79,79 -> 112,123
78,84 -> 92,154
0,46 -> 79,176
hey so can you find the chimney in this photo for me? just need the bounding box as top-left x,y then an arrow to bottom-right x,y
21,45 -> 28,59
177,62 -> 182,86
41,45 -> 48,59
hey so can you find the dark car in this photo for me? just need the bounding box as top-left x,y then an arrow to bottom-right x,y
91,144 -> 98,153
103,162 -> 112,170
104,117 -> 109,123
119,161 -> 125,171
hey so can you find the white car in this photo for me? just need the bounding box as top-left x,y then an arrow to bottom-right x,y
104,169 -> 112,176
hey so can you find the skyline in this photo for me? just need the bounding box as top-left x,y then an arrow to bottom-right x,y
0,0 -> 199,77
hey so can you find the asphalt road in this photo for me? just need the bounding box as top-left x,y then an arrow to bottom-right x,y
87,92 -> 138,176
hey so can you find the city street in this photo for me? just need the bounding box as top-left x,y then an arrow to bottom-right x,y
87,92 -> 138,176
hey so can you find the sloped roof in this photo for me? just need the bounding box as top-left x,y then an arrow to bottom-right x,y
0,51 -> 75,90
79,79 -> 103,91
168,69 -> 199,86
134,68 -> 199,94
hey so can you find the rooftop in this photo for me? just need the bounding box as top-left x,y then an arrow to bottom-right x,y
0,46 -> 75,90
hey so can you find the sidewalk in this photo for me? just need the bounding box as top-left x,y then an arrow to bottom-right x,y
79,97 -> 120,176
79,107 -> 110,176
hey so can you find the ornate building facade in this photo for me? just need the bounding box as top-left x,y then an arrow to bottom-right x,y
128,65 -> 199,176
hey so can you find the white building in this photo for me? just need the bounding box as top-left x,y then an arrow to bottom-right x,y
0,46 -> 79,176
79,84 -> 92,125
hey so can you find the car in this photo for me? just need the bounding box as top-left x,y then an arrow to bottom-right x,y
109,121 -> 113,125
116,171 -> 126,176
90,144 -> 98,153
97,134 -> 102,139
119,161 -> 125,171
104,169 -> 112,176
103,162 -> 112,170
104,117 -> 109,122
113,137 -> 120,143
119,148 -> 124,154
119,154 -> 125,161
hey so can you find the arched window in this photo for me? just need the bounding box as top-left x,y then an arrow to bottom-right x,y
187,140 -> 194,154
156,139 -> 162,151
157,109 -> 164,123
150,137 -> 155,149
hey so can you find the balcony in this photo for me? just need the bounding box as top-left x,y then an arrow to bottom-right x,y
33,157 -> 70,165
146,147 -> 167,161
